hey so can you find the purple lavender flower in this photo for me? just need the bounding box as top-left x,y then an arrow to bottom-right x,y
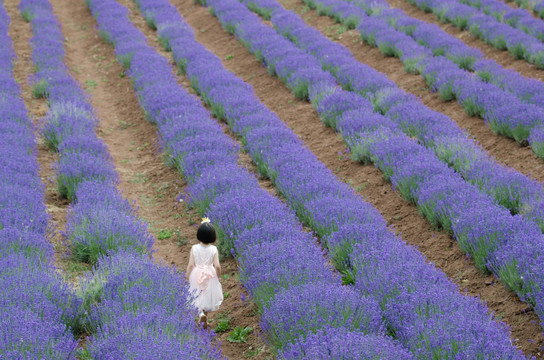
279,327 -> 414,359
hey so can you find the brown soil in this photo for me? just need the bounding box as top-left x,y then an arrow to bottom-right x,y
28,0 -> 274,358
171,0 -> 544,357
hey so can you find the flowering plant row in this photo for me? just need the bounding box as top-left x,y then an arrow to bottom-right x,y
342,0 -> 544,107
203,0 -> 544,346
297,0 -> 544,158
135,0 -> 525,357
19,0 -> 153,262
511,0 -> 544,19
456,0 -> 544,42
243,0 -> 544,255
0,1 -> 79,357
85,0 -> 410,357
494,0 -> 544,18
391,0 -> 544,66
19,0 -> 219,358
366,0 -> 544,117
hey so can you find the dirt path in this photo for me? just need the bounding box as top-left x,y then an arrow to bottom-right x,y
170,0 -> 544,356
290,0 -> 544,185
37,0 -> 274,358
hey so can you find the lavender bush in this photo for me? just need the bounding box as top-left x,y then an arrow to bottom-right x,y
279,327 -> 415,359
20,0 -> 153,263
529,124 -> 544,158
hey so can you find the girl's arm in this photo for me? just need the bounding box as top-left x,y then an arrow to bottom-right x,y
185,247 -> 195,281
213,250 -> 221,278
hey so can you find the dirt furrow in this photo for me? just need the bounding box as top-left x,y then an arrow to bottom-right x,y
44,0 -> 273,357
170,0 -> 544,356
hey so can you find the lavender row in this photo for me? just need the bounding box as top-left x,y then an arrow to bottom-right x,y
353,0 -> 544,156
299,0 -> 544,157
392,0 -> 544,67
0,2 -> 79,357
345,0 -> 544,108
20,0 -> 153,263
456,0 -> 544,42
297,0 -> 544,114
136,0 -> 526,356
244,0 -> 544,244
86,0 -> 405,356
203,0 -> 544,344
510,0 -> 544,18
241,0 -> 544,309
19,0 -> 219,357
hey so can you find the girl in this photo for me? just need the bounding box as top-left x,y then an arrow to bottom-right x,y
186,218 -> 223,328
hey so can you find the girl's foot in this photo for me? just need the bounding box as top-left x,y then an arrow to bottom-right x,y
199,312 -> 208,329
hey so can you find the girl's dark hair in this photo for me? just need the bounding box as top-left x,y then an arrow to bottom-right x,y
197,223 -> 216,244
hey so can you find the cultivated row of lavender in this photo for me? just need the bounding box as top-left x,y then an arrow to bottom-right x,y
456,0 -> 544,42
295,0 -> 544,156
86,0 -> 408,357
343,0 -> 544,101
243,0 -> 544,243
20,0 -> 153,262
135,0 -> 526,357
19,0 -> 219,357
354,0 -> 544,116
393,0 -> 544,66
0,1 -> 79,357
511,0 -> 544,18
204,0 -> 544,340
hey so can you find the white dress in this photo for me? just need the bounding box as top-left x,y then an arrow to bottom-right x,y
188,244 -> 223,312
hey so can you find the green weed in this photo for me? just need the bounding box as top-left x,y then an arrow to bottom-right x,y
227,326 -> 252,343
214,314 -> 231,333
158,229 -> 173,240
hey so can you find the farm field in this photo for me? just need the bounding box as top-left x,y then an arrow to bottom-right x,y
3,0 -> 544,357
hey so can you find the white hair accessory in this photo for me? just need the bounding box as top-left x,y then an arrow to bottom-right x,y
201,217 -> 211,224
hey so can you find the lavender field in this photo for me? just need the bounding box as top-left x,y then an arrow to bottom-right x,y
3,0 -> 544,357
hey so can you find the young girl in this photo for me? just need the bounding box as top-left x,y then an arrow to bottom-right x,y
186,218 -> 223,328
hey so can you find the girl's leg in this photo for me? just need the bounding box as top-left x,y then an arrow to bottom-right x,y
199,309 -> 208,329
